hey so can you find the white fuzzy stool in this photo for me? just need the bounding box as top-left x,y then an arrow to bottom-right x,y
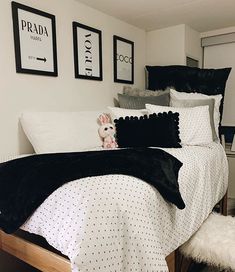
180,213 -> 235,271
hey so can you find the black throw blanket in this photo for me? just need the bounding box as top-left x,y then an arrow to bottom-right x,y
0,148 -> 185,234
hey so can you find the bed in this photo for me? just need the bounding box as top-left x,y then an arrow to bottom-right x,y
0,65 -> 231,271
0,142 -> 228,272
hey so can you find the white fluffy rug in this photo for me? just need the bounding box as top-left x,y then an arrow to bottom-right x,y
180,213 -> 235,271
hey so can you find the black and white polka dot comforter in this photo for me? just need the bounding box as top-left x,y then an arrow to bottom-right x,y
19,143 -> 227,272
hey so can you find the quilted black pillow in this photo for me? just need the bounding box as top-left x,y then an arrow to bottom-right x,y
114,112 -> 181,148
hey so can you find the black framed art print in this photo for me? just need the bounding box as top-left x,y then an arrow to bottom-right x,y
73,22 -> 103,81
113,35 -> 134,84
11,1 -> 58,76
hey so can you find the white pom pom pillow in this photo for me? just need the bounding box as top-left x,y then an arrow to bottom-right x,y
146,104 -> 213,146
170,89 -> 222,140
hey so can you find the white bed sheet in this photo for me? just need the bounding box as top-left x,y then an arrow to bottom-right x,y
20,143 -> 228,272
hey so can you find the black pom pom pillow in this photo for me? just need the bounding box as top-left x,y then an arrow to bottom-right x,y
114,112 -> 181,148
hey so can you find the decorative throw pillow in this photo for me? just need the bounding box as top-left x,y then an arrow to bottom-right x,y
123,86 -> 169,96
108,107 -> 148,122
20,111 -> 105,153
170,96 -> 216,141
170,89 -> 222,140
146,104 -> 213,146
114,113 -> 181,148
118,93 -> 170,109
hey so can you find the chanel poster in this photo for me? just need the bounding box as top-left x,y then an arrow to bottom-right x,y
73,22 -> 103,81
12,2 -> 58,76
113,35 -> 134,84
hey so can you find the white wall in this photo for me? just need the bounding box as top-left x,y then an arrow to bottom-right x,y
146,24 -> 202,67
0,0 -> 146,156
146,24 -> 185,65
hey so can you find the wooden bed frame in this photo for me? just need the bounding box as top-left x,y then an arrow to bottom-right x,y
0,231 -> 174,272
0,230 -> 175,272
0,193 -> 227,272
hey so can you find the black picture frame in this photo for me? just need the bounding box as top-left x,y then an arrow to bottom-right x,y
73,22 -> 103,81
113,35 -> 134,84
11,1 -> 58,77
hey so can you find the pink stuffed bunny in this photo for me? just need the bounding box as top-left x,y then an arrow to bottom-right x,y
98,114 -> 118,149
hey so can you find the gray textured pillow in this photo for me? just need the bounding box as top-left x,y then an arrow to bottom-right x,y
123,86 -> 170,97
118,93 -> 170,110
171,97 -> 217,141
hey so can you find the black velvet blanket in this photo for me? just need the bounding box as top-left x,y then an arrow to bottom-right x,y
0,148 -> 185,234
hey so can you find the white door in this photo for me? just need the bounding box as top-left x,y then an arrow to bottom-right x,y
204,43 -> 235,126
204,43 -> 235,199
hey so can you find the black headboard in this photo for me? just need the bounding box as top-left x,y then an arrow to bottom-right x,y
146,65 -> 231,96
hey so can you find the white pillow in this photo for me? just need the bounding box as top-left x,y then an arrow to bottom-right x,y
146,104 -> 213,146
108,107 -> 148,121
21,111 -> 104,154
170,89 -> 222,139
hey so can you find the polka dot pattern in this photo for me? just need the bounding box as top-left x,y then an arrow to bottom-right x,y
146,104 -> 213,146
22,143 -> 228,272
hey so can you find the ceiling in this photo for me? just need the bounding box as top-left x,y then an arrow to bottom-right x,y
76,0 -> 235,32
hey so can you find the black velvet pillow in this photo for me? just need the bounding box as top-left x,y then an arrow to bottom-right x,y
114,112 -> 181,148
145,65 -> 231,96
